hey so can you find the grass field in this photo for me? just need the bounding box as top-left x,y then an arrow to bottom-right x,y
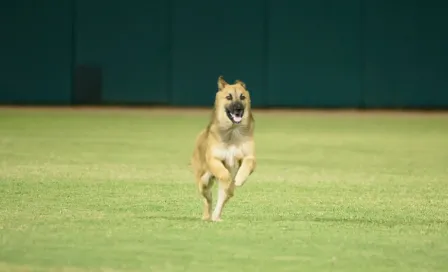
0,107 -> 447,272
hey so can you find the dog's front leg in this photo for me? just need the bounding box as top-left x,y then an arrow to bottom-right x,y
234,155 -> 256,187
207,158 -> 233,222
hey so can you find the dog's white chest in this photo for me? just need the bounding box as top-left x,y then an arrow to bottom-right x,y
213,145 -> 243,168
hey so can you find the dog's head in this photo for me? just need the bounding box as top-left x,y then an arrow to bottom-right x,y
214,76 -> 251,125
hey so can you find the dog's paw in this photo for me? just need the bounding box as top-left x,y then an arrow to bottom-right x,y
234,179 -> 245,187
211,216 -> 223,222
211,212 -> 223,222
234,172 -> 248,187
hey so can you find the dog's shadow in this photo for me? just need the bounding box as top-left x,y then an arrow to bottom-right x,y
137,214 -> 447,227
138,215 -> 199,222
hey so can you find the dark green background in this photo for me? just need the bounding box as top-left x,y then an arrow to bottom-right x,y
1,0 -> 447,108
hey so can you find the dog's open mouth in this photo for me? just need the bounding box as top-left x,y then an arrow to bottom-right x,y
226,108 -> 244,124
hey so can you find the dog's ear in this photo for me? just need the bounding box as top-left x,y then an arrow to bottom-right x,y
218,76 -> 228,91
235,80 -> 246,89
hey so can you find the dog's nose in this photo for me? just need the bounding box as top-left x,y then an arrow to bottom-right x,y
233,102 -> 244,111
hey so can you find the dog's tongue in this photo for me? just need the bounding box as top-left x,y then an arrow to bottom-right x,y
232,114 -> 242,123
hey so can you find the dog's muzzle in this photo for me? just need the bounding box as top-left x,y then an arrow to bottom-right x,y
225,102 -> 245,124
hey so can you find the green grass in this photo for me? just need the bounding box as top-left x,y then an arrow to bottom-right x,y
0,108 -> 447,272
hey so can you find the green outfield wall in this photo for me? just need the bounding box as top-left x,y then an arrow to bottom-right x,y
1,0 -> 446,108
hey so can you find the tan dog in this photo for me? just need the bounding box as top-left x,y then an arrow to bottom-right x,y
191,76 -> 256,222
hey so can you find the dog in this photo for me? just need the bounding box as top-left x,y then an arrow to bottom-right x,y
191,76 -> 256,222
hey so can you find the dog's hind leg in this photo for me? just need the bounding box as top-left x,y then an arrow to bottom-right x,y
206,158 -> 234,222
197,172 -> 214,221
212,179 -> 235,222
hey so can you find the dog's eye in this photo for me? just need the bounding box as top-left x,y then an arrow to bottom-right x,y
240,94 -> 246,100
226,94 -> 233,100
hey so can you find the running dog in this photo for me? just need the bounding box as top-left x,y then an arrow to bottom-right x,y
191,76 -> 256,222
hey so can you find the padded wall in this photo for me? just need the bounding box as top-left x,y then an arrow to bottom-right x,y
170,0 -> 266,107
0,0 -> 447,108
0,0 -> 73,104
267,0 -> 363,107
75,0 -> 170,104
